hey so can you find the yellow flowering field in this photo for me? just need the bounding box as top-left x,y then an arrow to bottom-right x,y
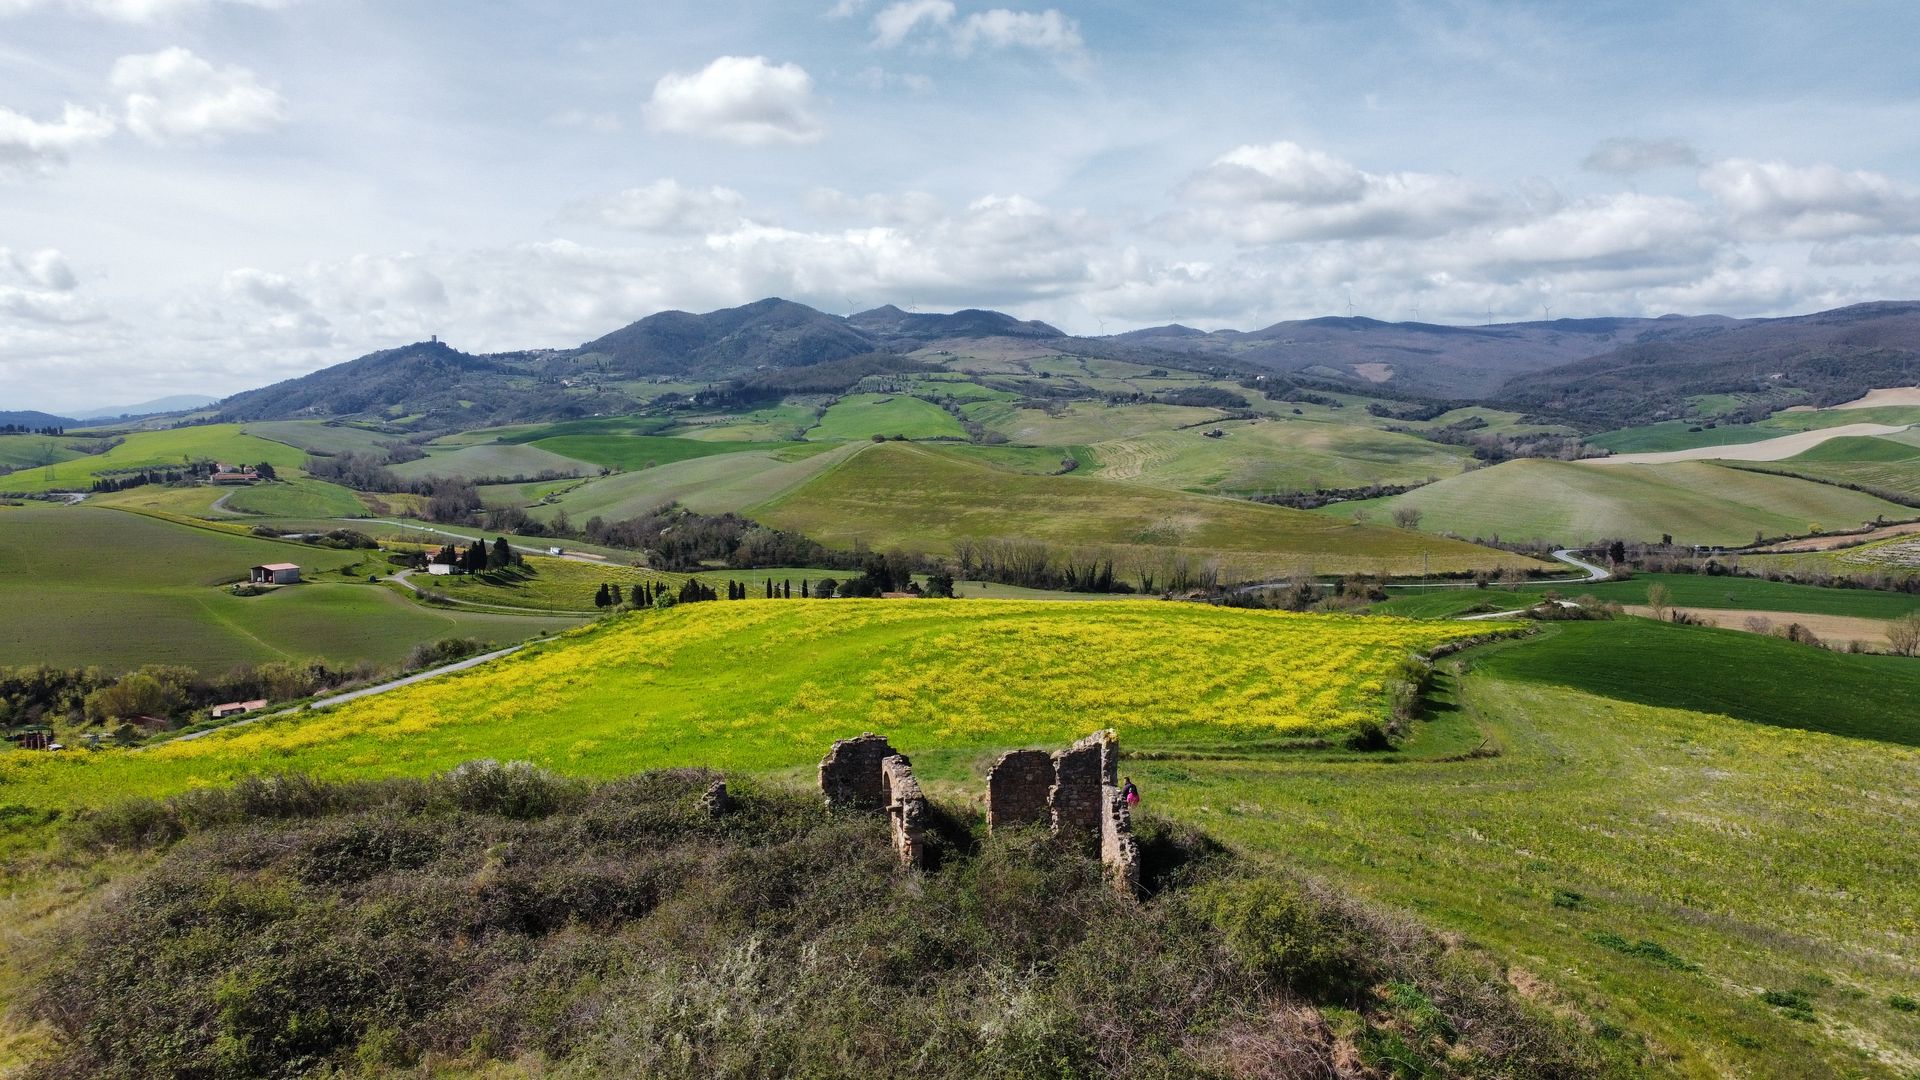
0,600 -> 1506,813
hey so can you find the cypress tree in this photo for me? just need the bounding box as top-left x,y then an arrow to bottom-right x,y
594,584 -> 611,608
801,580 -> 810,598
493,537 -> 511,567
610,583 -> 623,606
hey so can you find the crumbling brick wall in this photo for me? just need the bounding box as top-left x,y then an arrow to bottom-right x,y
1050,729 -> 1118,835
987,749 -> 1052,831
880,754 -> 929,867
818,732 -> 895,810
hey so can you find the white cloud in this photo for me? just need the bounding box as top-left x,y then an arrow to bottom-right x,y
111,47 -> 286,145
1176,141 -> 1505,242
0,103 -> 115,173
1582,137 -> 1701,175
1701,158 -> 1920,239
805,186 -> 946,225
825,0 -> 868,16
870,2 -> 1083,58
222,267 -> 308,309
644,55 -> 823,145
1809,237 -> 1920,266
1474,193 -> 1717,272
952,8 -> 1082,55
561,179 -> 748,234
6,248 -> 78,290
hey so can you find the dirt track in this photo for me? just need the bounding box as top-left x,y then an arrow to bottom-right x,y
1586,423 -> 1910,466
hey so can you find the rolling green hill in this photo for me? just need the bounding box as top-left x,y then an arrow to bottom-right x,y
1589,405 -> 1920,454
524,434 -> 767,472
1339,459 -> 1910,546
755,442 -> 1539,578
806,393 -> 968,441
0,425 -> 307,494
534,442 -> 857,523
1730,435 -> 1920,500
0,504 -> 577,670
1088,417 -> 1472,495
387,442 -> 596,481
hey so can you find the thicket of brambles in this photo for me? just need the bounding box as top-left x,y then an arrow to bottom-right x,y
28,765 -> 1626,1079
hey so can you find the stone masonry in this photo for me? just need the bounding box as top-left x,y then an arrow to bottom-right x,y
1049,729 -> 1118,836
818,732 -> 895,810
985,749 -> 1052,831
880,754 -> 930,867
1099,783 -> 1142,894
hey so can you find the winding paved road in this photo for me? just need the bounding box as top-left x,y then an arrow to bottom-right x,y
164,643 -> 529,744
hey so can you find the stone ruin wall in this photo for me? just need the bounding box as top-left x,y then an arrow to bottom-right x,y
819,727 -> 1137,892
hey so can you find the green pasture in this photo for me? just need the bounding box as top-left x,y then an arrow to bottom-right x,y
0,435 -> 91,470
534,442 -> 857,523
665,404 -> 817,442
960,400 -> 1224,445
524,434 -> 767,473
1088,417 -> 1473,495
217,477 -> 366,518
388,442 -> 595,481
0,425 -> 307,494
1476,617 -> 1920,745
491,415 -> 674,445
1339,459 -> 1909,546
755,442 -> 1542,578
805,393 -> 967,441
1727,436 -> 1920,500
241,420 -> 404,456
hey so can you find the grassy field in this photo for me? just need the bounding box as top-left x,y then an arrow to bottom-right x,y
1589,405 -> 1920,454
387,442 -> 594,481
0,425 -> 308,494
1731,435 -> 1920,500
240,420 -> 405,455
961,400 -> 1225,444
535,442 -> 857,523
1088,417 -> 1472,495
806,393 -> 968,441
756,442 -> 1542,579
1146,672 -> 1920,1080
524,433 -> 768,472
216,477 -> 367,517
1339,459 -> 1910,546
666,403 -> 817,441
0,601 -> 1492,812
0,504 -> 578,670
399,556 -> 858,613
1477,617 -> 1920,745
0,435 -> 91,470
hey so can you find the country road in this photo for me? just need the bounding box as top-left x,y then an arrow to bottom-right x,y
1230,548 -> 1611,596
389,567 -> 587,616
165,643 -> 530,744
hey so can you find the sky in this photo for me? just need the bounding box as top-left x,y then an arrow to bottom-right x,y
3,0 -> 1920,412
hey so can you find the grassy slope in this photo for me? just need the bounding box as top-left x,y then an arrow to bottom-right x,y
1589,405 -> 1920,453
0,436 -> 89,470
961,401 -> 1225,444
1338,459 -> 1909,546
806,393 -> 967,441
240,420 -> 401,455
0,505 -> 577,671
1477,617 -> 1920,745
1374,572 -> 1920,621
756,442 -> 1537,578
535,442 -> 857,523
522,434 -> 767,472
1732,435 -> 1920,500
217,477 -> 367,517
1148,673 -> 1920,1080
0,425 -> 307,494
388,442 -> 595,481
1088,417 -> 1473,495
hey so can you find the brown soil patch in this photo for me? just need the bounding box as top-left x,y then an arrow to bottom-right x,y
1624,606 -> 1891,647
1352,362 -> 1393,383
1750,521 -> 1920,552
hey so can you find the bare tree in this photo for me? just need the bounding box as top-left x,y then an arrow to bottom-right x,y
1391,507 -> 1423,530
1887,612 -> 1920,657
1646,583 -> 1672,623
1743,615 -> 1774,635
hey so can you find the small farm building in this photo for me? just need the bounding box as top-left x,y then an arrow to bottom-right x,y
249,563 -> 301,584
210,699 -> 268,719
427,562 -> 459,576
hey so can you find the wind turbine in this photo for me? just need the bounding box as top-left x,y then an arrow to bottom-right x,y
1345,290 -> 1356,318
1542,303 -> 1553,321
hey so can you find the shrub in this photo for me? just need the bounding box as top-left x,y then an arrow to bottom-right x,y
1192,874 -> 1377,1000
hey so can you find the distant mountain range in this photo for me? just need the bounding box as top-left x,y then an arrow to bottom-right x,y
199,297 -> 1920,431
70,395 -> 218,421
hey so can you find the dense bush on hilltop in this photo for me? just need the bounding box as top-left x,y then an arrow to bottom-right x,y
26,766 -> 1623,1079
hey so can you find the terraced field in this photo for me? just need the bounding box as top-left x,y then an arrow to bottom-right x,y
1341,458 -> 1910,546
1089,417 -> 1472,494
757,442 -> 1541,578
